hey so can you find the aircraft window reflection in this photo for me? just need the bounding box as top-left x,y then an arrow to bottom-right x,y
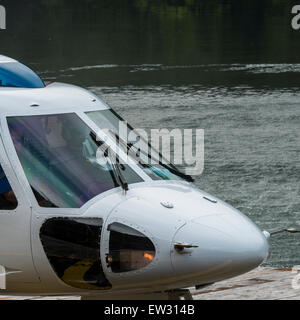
40,217 -> 111,290
0,164 -> 17,210
32,188 -> 57,208
7,113 -> 143,208
86,110 -> 183,182
107,223 -> 155,273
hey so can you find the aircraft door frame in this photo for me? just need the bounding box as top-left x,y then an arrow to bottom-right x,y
0,131 -> 40,284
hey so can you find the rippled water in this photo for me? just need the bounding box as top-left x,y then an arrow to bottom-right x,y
39,62 -> 300,267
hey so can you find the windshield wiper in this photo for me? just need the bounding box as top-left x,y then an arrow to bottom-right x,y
108,130 -> 194,183
90,132 -> 129,193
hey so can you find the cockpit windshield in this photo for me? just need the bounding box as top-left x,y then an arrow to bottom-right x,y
7,113 -> 143,208
86,110 -> 187,182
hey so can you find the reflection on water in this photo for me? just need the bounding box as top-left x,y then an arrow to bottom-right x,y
0,1 -> 299,267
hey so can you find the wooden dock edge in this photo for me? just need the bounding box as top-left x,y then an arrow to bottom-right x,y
0,267 -> 299,300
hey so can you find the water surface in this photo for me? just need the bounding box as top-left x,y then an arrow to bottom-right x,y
0,1 -> 299,267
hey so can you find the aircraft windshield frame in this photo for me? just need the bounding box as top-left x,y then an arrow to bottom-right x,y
86,109 -> 185,182
6,112 -> 144,208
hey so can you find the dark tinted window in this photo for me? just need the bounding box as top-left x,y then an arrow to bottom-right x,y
40,218 -> 111,290
108,223 -> 155,273
0,164 -> 17,210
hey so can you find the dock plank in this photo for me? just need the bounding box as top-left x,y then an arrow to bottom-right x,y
192,267 -> 300,300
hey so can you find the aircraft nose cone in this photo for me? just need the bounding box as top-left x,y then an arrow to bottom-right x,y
171,214 -> 269,284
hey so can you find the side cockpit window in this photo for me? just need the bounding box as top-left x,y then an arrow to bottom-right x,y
107,223 -> 155,273
0,164 -> 17,210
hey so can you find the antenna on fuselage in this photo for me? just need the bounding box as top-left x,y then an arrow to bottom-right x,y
270,228 -> 300,235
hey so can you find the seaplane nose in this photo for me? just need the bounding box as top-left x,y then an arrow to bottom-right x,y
171,213 -> 269,284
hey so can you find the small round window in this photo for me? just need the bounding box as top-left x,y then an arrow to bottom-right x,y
107,223 -> 155,273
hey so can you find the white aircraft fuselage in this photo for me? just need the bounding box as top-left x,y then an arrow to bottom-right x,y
0,55 -> 269,299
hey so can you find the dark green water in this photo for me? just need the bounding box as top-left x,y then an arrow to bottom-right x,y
0,1 -> 299,267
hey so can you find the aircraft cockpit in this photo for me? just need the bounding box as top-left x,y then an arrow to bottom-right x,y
6,110 -> 185,209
